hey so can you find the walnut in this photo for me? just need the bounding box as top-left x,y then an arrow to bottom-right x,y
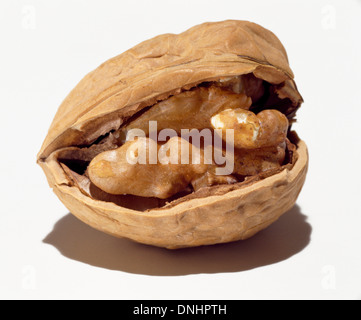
37,20 -> 307,249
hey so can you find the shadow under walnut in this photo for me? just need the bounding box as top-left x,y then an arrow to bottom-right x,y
43,205 -> 311,276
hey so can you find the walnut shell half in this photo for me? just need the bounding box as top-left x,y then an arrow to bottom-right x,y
37,20 -> 308,249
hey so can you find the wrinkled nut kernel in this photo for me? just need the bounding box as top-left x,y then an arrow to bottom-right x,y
89,120 -> 288,199
233,143 -> 286,176
211,108 -> 289,149
191,170 -> 238,192
89,87 -> 290,199
211,109 -> 261,149
257,110 -> 289,147
121,86 -> 252,142
89,135 -> 257,199
89,137 -> 212,199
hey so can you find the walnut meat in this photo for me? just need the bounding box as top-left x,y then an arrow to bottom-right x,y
37,20 -> 308,249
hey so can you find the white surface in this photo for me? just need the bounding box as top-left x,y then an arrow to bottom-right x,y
1,0 -> 360,300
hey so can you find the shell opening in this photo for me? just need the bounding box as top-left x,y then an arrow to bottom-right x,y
57,73 -> 300,211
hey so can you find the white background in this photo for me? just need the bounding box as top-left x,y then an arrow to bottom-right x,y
1,0 -> 360,300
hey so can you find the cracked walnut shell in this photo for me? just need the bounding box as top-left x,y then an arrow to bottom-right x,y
37,20 -> 308,249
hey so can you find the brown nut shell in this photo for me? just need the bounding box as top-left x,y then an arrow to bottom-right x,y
37,20 -> 308,249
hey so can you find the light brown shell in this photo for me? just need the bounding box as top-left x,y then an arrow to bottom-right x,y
37,20 -> 308,249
